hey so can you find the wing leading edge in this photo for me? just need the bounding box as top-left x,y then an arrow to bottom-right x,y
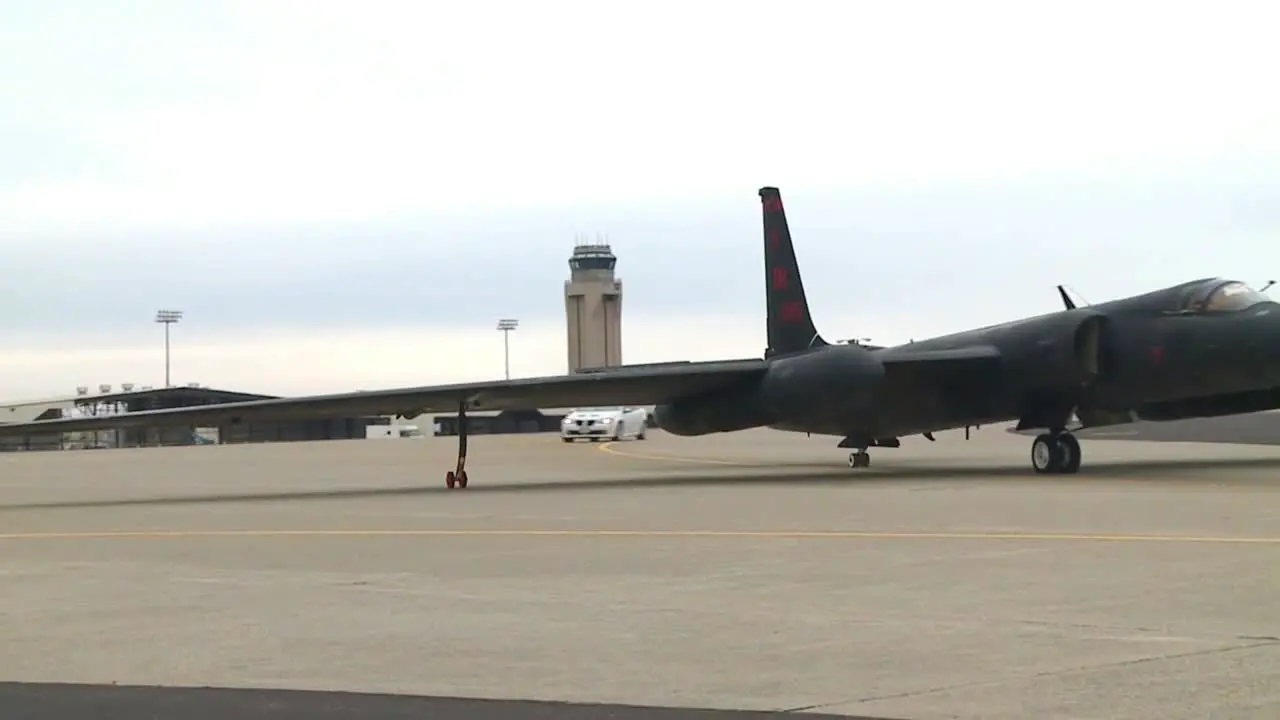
0,360 -> 768,436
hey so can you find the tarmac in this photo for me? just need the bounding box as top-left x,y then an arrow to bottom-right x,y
1072,410 -> 1280,446
3,423 -> 1280,720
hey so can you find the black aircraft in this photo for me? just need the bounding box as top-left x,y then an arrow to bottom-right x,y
2,186 -> 1278,487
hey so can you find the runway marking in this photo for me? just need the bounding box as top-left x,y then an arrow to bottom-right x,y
596,441 -> 757,466
0,529 -> 1277,544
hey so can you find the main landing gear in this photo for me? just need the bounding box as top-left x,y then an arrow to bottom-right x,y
1030,431 -> 1081,474
445,402 -> 469,489
839,436 -> 887,470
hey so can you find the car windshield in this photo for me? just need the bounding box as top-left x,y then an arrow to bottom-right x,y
1196,280 -> 1272,313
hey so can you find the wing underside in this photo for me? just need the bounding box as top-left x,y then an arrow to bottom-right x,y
0,360 -> 768,436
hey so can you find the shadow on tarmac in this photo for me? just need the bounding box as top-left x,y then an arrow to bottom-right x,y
3,454 -> 1280,512
0,683 -> 897,720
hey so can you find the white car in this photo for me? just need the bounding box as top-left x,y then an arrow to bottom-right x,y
560,406 -> 648,442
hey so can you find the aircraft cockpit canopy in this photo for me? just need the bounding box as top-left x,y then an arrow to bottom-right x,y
1179,279 -> 1273,314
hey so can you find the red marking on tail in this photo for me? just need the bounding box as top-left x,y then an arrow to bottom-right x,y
770,266 -> 788,290
767,229 -> 781,249
762,197 -> 784,213
1149,345 -> 1164,363
778,300 -> 803,323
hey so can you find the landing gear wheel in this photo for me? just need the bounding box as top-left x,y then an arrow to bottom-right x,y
847,451 -> 871,469
446,401 -> 471,489
1031,434 -> 1062,473
1055,433 -> 1082,474
637,428 -> 646,440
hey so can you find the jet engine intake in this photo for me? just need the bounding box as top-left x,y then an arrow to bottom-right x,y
1004,312 -> 1111,392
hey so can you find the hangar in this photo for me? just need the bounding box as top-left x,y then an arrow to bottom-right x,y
0,385 -> 590,452
0,385 -> 382,452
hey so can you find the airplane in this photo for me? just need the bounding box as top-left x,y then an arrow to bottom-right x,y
2,186 -> 1279,489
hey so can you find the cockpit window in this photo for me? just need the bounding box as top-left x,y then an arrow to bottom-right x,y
1199,281 -> 1271,313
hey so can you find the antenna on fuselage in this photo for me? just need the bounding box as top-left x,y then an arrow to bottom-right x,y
1260,280 -> 1276,293
1056,285 -> 1076,310
1056,284 -> 1091,310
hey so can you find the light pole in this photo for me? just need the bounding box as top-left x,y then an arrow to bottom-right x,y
155,309 -> 183,387
496,318 -> 519,380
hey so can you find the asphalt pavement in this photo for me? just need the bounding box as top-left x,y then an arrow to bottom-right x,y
0,683 -> 887,720
3,427 -> 1279,719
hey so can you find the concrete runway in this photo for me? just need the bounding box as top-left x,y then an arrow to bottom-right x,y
3,425 -> 1280,719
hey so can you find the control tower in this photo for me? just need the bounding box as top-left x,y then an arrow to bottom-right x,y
564,241 -> 623,373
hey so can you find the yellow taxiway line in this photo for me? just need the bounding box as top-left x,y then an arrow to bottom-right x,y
595,441 -> 758,466
0,528 -> 1277,544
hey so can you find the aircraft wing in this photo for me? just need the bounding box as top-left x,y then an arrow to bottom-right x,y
0,359 -> 768,436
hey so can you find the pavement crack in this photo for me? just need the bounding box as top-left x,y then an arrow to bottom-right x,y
779,638 -> 1280,713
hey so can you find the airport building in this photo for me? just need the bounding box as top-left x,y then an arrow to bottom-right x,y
564,241 -> 623,373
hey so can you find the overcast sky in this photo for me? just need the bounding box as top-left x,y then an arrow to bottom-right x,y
1,0 -> 1277,398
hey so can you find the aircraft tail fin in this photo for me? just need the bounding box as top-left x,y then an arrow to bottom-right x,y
759,186 -> 828,358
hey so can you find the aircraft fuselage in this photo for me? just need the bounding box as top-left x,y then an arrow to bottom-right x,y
655,278 -> 1280,444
